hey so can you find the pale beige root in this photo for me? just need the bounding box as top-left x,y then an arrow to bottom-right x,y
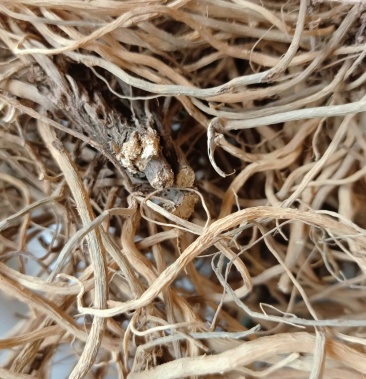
38,122 -> 108,379
127,332 -> 366,379
1,1 -> 366,379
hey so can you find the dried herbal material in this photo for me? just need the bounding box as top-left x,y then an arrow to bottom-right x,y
1,1 -> 366,379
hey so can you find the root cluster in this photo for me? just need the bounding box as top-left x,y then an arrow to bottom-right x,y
1,1 -> 366,378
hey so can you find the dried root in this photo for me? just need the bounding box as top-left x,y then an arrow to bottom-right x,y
1,1 -> 366,379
